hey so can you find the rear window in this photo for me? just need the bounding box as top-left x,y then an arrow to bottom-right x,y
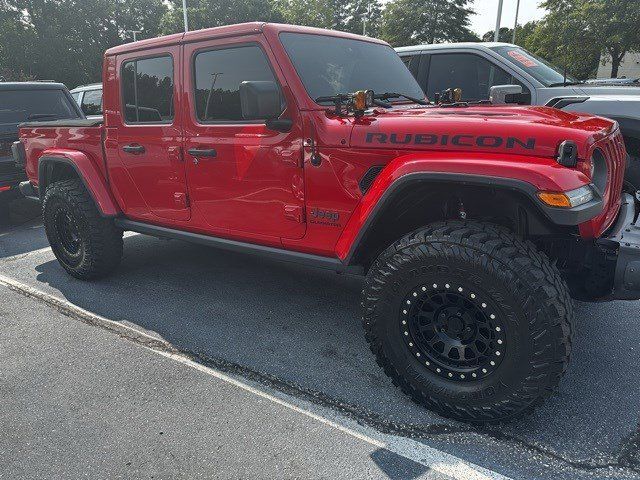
0,90 -> 80,125
122,55 -> 174,123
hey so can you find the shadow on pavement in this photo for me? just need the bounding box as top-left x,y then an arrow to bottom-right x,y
0,193 -> 47,259
25,233 -> 640,471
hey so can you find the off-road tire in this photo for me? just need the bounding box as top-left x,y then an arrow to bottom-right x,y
43,179 -> 123,279
362,220 -> 574,423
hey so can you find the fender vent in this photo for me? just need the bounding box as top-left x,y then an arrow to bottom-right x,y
359,166 -> 384,194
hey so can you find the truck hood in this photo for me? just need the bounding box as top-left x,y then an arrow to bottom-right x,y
350,105 -> 617,160
574,85 -> 640,96
560,95 -> 640,121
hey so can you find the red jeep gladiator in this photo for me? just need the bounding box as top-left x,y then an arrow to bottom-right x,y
14,23 -> 640,422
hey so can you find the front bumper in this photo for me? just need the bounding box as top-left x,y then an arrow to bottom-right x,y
597,192 -> 640,300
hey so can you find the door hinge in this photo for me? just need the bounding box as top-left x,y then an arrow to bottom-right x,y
174,192 -> 190,208
284,204 -> 304,223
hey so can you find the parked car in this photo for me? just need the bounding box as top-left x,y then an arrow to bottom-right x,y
15,23 -> 639,423
1,82 -> 83,202
396,42 -> 640,191
70,83 -> 103,119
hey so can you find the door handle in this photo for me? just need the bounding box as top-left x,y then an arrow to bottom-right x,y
122,144 -> 145,154
188,148 -> 217,158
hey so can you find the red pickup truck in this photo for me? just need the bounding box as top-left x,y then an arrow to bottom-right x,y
14,23 -> 640,423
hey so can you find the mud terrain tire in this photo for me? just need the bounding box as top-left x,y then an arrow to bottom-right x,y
362,221 -> 574,423
43,179 -> 123,279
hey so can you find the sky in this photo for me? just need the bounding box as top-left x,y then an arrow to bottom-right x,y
470,0 -> 547,37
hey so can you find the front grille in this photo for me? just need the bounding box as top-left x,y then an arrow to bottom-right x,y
599,131 -> 626,198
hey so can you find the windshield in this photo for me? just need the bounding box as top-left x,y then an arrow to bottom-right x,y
0,89 -> 80,127
490,46 -> 578,86
280,32 -> 425,104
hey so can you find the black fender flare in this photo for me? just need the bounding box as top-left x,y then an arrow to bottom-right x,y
342,172 -> 602,265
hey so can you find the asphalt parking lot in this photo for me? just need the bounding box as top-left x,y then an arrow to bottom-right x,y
1,195 -> 639,480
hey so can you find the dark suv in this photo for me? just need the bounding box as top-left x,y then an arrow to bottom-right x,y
1,82 -> 83,201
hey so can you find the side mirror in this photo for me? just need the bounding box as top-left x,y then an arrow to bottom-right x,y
489,84 -> 530,105
239,81 -> 283,120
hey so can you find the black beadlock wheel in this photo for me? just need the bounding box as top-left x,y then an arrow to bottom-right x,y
43,179 -> 123,280
362,220 -> 574,423
400,281 -> 506,382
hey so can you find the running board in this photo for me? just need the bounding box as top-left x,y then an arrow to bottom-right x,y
114,218 -> 363,275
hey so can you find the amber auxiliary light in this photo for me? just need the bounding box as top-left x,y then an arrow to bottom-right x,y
353,89 -> 375,112
537,185 -> 595,208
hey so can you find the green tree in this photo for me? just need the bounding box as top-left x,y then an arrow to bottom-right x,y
482,21 -> 538,46
380,0 -> 478,47
578,0 -> 640,77
482,27 -> 513,43
276,0 -> 383,37
523,3 -> 600,80
161,0 -> 283,34
0,0 -> 167,87
535,0 -> 640,79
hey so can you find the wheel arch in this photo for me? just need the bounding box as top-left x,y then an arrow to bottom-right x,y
38,151 -> 120,217
339,173 -> 581,269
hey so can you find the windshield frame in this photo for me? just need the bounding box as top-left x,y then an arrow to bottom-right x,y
278,32 -> 426,108
489,46 -> 579,87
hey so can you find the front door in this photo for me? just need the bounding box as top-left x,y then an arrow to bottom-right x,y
182,37 -> 305,241
115,46 -> 190,222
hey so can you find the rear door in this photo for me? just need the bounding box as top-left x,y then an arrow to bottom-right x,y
182,36 -> 305,241
114,46 -> 190,222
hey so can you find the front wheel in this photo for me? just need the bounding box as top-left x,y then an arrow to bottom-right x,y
43,178 -> 123,280
362,221 -> 574,423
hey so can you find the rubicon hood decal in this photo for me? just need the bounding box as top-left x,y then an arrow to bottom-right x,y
365,132 -> 536,150
350,105 -> 617,159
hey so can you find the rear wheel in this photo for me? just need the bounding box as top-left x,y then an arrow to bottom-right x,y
362,221 -> 574,423
43,179 -> 123,279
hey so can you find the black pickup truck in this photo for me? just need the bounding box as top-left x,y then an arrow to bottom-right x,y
1,82 -> 83,202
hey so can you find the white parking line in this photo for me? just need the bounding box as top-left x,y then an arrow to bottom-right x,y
0,273 -> 510,480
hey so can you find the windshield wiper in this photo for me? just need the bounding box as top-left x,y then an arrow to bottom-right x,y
27,113 -> 59,120
548,81 -> 584,87
375,92 -> 429,105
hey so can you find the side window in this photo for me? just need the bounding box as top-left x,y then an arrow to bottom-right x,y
193,44 -> 282,122
426,53 -> 527,102
81,89 -> 103,116
71,92 -> 81,105
400,55 -> 420,78
122,55 -> 174,123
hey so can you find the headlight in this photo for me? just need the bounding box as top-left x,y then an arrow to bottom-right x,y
538,185 -> 595,208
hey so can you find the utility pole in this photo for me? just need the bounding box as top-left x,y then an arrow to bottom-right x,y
512,0 -> 521,44
493,0 -> 504,42
126,29 -> 142,42
182,0 -> 189,32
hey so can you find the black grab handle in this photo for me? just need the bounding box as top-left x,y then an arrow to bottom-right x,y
188,148 -> 217,158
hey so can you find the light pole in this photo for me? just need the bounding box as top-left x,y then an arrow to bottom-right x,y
512,0 -> 521,44
493,0 -> 504,42
182,0 -> 189,32
126,29 -> 142,42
